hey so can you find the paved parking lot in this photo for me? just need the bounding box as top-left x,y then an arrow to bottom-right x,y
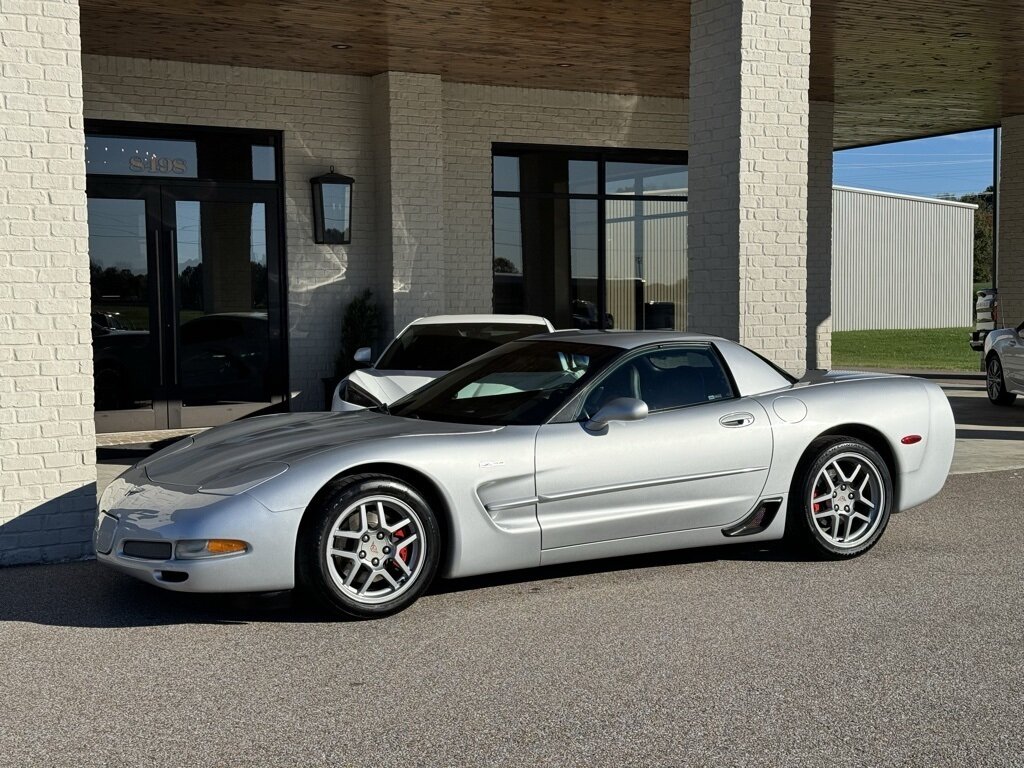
1,467 -> 1023,767
4,372 -> 1022,766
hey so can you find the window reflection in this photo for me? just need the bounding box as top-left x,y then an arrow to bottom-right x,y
86,136 -> 197,178
493,197 -> 524,313
251,145 -> 276,181
320,183 -> 351,243
606,199 -> 687,330
89,197 -> 154,410
176,201 -> 272,407
606,162 -> 688,196
492,150 -> 687,331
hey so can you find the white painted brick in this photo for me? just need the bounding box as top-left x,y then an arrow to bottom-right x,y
688,0 -> 810,374
0,0 -> 95,563
808,100 -> 833,370
999,115 -> 1024,328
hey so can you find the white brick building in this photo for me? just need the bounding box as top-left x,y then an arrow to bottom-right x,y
1,0 -> 1022,564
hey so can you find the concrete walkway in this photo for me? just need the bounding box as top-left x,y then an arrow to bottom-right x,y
96,373 -> 1024,501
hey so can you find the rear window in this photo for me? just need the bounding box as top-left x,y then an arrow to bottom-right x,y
376,323 -> 547,371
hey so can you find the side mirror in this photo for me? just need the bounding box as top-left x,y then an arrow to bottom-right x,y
584,397 -> 648,432
353,347 -> 372,365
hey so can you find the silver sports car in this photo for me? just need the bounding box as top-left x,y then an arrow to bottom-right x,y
97,331 -> 955,618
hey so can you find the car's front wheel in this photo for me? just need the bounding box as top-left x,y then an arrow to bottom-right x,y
787,438 -> 893,559
987,355 -> 1017,406
298,474 -> 441,619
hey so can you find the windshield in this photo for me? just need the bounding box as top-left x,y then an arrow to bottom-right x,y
388,340 -> 620,425
376,322 -> 548,371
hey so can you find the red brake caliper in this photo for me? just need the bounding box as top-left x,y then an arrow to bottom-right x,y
393,528 -> 409,565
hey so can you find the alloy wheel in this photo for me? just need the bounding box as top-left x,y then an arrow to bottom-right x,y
809,452 -> 885,548
325,495 -> 426,605
987,358 -> 1003,400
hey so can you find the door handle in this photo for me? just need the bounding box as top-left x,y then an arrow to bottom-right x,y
720,412 -> 755,428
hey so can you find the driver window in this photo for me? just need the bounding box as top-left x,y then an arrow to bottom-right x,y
583,346 -> 733,416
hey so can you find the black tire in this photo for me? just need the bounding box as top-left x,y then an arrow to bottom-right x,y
297,474 -> 441,619
786,437 -> 894,559
987,355 -> 1017,406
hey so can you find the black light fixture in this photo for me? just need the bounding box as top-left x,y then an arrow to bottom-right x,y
310,166 -> 354,244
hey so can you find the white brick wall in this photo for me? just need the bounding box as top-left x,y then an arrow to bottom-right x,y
688,0 -> 811,374
81,60 -> 692,396
0,0 -> 96,564
808,100 -> 834,369
999,115 -> 1024,328
82,56 -> 379,409
442,83 -> 688,313
372,72 -> 446,335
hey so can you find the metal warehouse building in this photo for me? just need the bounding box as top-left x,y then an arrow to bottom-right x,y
832,187 -> 976,331
2,0 -> 1024,564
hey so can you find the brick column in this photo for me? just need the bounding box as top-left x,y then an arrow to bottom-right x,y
808,100 -> 834,369
687,0 -> 811,374
371,72 -> 445,337
0,0 -> 96,564
998,115 -> 1024,328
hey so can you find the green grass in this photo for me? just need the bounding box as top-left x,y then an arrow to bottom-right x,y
832,327 -> 979,372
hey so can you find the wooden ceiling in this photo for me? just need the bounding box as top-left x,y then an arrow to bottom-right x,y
80,0 -> 1024,147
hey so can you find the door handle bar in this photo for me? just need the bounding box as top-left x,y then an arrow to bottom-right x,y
720,412 -> 755,428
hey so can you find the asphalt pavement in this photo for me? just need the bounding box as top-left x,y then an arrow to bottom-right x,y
1,468 -> 1022,767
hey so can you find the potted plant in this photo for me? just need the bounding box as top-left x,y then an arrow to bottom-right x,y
323,289 -> 381,409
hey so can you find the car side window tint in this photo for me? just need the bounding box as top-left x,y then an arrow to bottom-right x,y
633,348 -> 734,410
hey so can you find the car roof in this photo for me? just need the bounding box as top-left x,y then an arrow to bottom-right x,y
521,329 -> 727,349
408,314 -> 551,327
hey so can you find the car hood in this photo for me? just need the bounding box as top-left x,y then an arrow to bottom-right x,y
142,410 -> 492,491
349,368 -> 444,405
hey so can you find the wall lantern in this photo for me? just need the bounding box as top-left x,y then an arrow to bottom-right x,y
310,166 -> 354,244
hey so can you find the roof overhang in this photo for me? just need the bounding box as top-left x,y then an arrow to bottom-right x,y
80,0 -> 1024,147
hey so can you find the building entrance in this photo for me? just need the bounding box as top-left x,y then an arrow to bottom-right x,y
86,124 -> 287,432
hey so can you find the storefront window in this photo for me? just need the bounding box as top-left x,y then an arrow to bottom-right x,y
492,147 -> 688,330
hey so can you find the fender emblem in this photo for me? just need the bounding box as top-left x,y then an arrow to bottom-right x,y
479,460 -> 505,468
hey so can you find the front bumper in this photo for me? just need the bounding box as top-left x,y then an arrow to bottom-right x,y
96,475 -> 302,593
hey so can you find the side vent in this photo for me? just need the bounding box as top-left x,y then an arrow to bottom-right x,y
722,498 -> 783,537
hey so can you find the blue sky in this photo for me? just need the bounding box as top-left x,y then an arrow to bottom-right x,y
833,128 -> 995,199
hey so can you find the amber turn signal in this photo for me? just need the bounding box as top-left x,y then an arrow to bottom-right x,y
205,539 -> 247,554
175,539 -> 249,559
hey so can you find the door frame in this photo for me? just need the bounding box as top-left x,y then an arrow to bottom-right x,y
85,121 -> 289,433
160,182 -> 288,428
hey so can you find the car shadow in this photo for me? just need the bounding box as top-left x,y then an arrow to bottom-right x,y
0,541 -> 799,629
429,539 -> 793,596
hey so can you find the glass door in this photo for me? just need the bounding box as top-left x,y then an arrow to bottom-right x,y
88,182 -> 167,432
88,180 -> 285,432
161,185 -> 285,428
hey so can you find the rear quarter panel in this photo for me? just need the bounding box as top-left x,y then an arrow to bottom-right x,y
754,376 -> 954,512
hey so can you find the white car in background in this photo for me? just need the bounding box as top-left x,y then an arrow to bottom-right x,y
984,319 -> 1024,405
331,314 -> 554,411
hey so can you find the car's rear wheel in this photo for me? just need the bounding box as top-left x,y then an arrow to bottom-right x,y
298,474 -> 441,619
987,355 -> 1017,406
787,438 -> 893,559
